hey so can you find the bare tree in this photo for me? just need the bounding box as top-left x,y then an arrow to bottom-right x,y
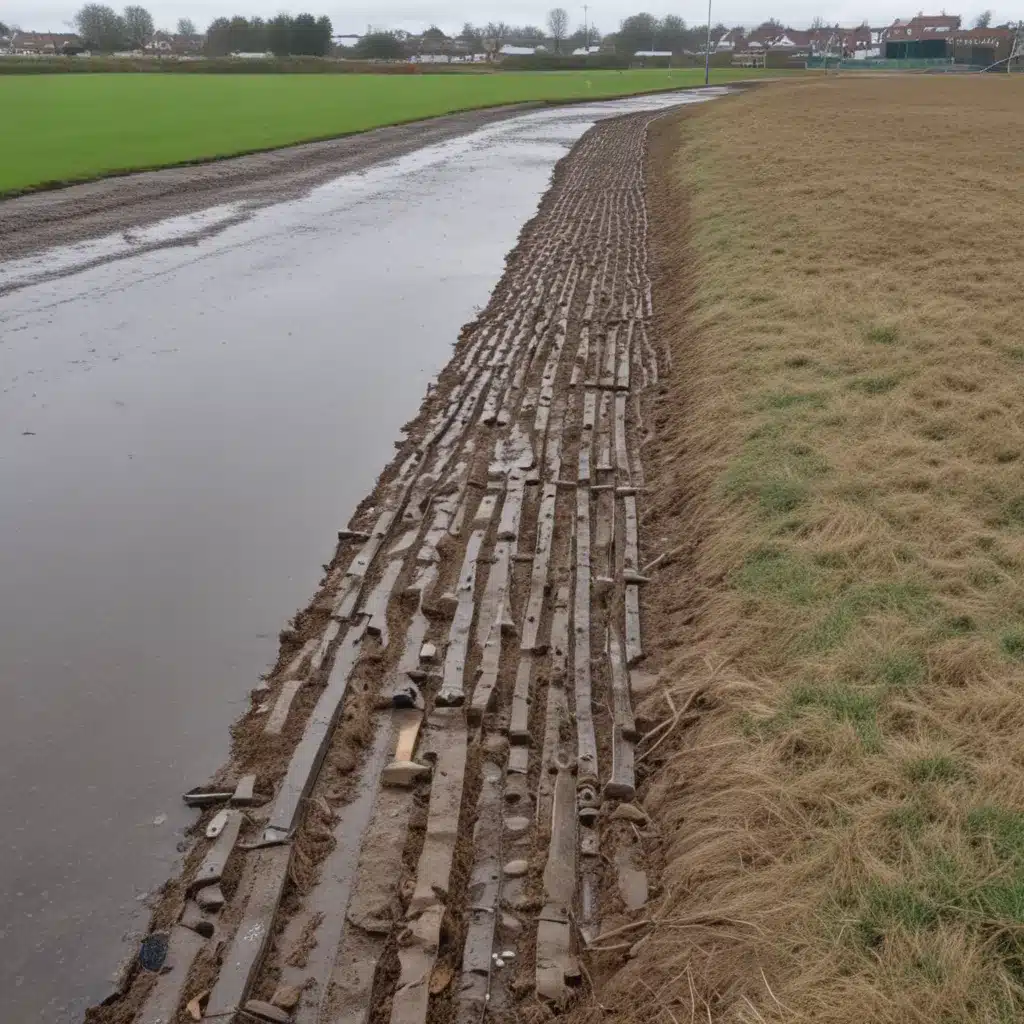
484,20 -> 511,53
122,4 -> 153,48
547,7 -> 569,53
176,16 -> 196,35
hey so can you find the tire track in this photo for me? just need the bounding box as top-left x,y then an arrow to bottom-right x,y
97,107 -> 666,1024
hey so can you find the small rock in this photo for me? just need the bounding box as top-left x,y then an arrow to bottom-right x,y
504,816 -> 530,834
429,963 -> 453,994
152,814 -> 167,827
501,950 -> 516,960
271,984 -> 303,1010
494,957 -> 506,968
138,932 -> 169,972
206,809 -> 229,839
503,859 -> 529,878
244,999 -> 291,1023
501,913 -> 523,935
195,885 -> 225,911
419,642 -> 438,662
611,803 -> 649,824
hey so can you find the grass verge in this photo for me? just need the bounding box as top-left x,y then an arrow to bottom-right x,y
608,75 -> 1024,1023
1,69 -> 783,196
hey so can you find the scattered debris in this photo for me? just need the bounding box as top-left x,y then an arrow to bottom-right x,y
138,932 -> 169,972
206,809 -> 230,839
243,998 -> 292,1023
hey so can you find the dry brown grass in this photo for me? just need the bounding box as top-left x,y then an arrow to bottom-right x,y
602,76 -> 1024,1023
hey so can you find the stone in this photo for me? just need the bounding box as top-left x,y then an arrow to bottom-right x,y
206,809 -> 229,839
501,913 -> 523,935
419,642 -> 438,662
271,984 -> 303,1010
505,816 -> 530,834
195,884 -> 225,911
503,859 -> 529,878
243,999 -> 291,1023
610,803 -> 649,824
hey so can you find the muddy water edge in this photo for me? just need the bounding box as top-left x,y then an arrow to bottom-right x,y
0,91 -> 721,1023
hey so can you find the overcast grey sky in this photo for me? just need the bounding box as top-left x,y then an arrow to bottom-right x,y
4,0 -> 1007,35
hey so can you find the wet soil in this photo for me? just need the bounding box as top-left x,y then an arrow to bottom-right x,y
79,89 -> 728,1024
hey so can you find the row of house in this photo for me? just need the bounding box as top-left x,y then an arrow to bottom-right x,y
1,30 -> 203,56
713,14 -> 1017,64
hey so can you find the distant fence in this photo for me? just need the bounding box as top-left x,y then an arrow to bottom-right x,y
805,56 -> 961,70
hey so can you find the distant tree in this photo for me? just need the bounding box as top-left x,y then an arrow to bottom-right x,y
74,3 -> 126,50
511,24 -> 547,45
176,16 -> 195,36
422,24 -> 448,45
267,13 -> 291,54
291,14 -> 317,53
460,22 -> 482,50
355,30 -> 404,59
547,7 -> 569,52
205,16 -> 230,53
570,23 -> 601,50
811,15 -> 825,28
484,20 -> 511,52
618,13 -> 660,55
974,9 -> 992,26
122,5 -> 154,49
0,20 -> 8,35
659,13 -> 688,53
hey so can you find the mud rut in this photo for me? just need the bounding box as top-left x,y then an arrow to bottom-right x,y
119,109 -> 668,1024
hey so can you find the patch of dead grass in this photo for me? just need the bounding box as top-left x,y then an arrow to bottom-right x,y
608,75 -> 1024,1023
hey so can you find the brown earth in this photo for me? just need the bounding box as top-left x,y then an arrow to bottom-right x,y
593,74 -> 1024,1024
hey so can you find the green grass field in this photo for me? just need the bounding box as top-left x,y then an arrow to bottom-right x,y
2,70 -> 773,194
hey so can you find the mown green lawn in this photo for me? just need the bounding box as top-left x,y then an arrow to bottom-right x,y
2,70 -> 773,194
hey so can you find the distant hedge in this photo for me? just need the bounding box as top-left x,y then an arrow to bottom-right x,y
0,56 -> 493,75
499,54 -> 633,71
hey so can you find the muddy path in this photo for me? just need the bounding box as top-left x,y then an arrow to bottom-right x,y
89,107 -> 675,1024
0,104 -> 537,263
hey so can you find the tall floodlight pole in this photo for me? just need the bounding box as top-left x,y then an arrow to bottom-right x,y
704,0 -> 713,84
583,4 -> 589,48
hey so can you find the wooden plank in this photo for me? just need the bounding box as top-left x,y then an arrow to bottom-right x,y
383,708 -> 429,787
391,709 -> 468,1024
614,393 -> 630,480
264,623 -> 365,837
281,713 -> 396,1024
520,482 -> 556,652
536,765 -> 577,1005
537,588 -> 570,827
625,585 -> 643,668
508,657 -> 534,743
438,528 -> 487,707
204,845 -> 290,1019
573,487 -> 598,784
264,678 -> 302,737
601,325 -> 619,388
457,759 -> 504,1024
616,320 -> 633,391
469,542 -> 512,721
190,809 -> 243,892
360,558 -> 405,648
138,926 -> 207,1024
623,495 -> 639,574
605,634 -> 636,801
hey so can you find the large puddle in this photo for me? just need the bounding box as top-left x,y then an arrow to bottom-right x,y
0,89 -> 722,1021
